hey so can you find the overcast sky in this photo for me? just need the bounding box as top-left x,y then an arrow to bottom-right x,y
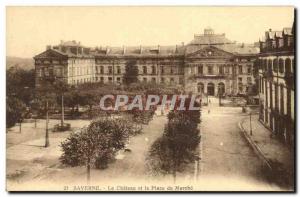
7,6 -> 294,58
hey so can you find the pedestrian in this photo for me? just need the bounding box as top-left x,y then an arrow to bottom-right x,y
208,109 -> 210,114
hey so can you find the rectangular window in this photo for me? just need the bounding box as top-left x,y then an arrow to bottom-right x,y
108,77 -> 113,82
170,67 -> 174,74
143,77 -> 147,82
161,77 -> 165,84
161,66 -> 164,74
198,65 -> 203,74
207,65 -> 213,74
152,66 -> 156,74
238,77 -> 242,82
100,77 -> 104,83
238,83 -> 243,92
239,65 -> 243,74
247,77 -> 252,84
117,66 -> 121,74
100,66 -> 104,74
225,66 -> 229,73
151,78 -> 156,83
143,66 -> 147,74
219,66 -> 224,74
108,66 -> 113,74
247,65 -> 252,74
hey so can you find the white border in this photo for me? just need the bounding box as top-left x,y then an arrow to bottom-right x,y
1,1 -> 299,196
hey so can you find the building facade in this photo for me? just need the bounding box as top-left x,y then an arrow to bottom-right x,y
34,28 -> 258,96
258,24 -> 295,146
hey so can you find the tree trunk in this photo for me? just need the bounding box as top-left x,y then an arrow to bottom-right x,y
89,105 -> 92,119
173,166 -> 177,184
61,94 -> 64,127
172,155 -> 177,184
45,100 -> 50,147
87,158 -> 91,184
19,121 -> 22,133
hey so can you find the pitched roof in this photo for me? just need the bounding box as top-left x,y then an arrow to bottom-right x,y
185,43 -> 258,55
34,49 -> 67,59
93,45 -> 186,57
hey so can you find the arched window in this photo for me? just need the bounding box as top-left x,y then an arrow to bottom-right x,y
279,58 -> 284,73
285,58 -> 291,73
218,82 -> 225,95
273,59 -> 278,72
197,82 -> 204,93
268,59 -> 272,72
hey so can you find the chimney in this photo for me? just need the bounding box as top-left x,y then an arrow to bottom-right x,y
175,45 -> 178,53
181,42 -> 184,46
269,28 -> 272,32
157,45 -> 160,54
123,45 -> 126,55
140,45 -> 143,54
106,46 -> 109,55
60,40 -> 64,45
46,45 -> 52,50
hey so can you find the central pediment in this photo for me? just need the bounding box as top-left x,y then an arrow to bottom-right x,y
185,46 -> 234,59
34,49 -> 67,59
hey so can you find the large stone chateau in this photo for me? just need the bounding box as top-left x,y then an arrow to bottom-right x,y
34,28 -> 259,96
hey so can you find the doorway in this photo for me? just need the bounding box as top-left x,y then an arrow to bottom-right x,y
207,83 -> 215,96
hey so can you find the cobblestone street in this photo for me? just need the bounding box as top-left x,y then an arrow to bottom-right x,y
198,97 -> 281,190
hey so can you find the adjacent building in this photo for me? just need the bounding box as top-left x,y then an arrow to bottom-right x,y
34,28 -> 259,96
258,24 -> 295,147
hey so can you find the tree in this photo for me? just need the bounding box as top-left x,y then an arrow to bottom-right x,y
7,67 -> 35,106
79,92 -> 99,119
60,117 -> 131,183
146,102 -> 201,183
6,97 -> 26,128
64,90 -> 81,117
123,60 -> 139,85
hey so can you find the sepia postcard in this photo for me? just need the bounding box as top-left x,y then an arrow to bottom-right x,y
6,6 -> 295,192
